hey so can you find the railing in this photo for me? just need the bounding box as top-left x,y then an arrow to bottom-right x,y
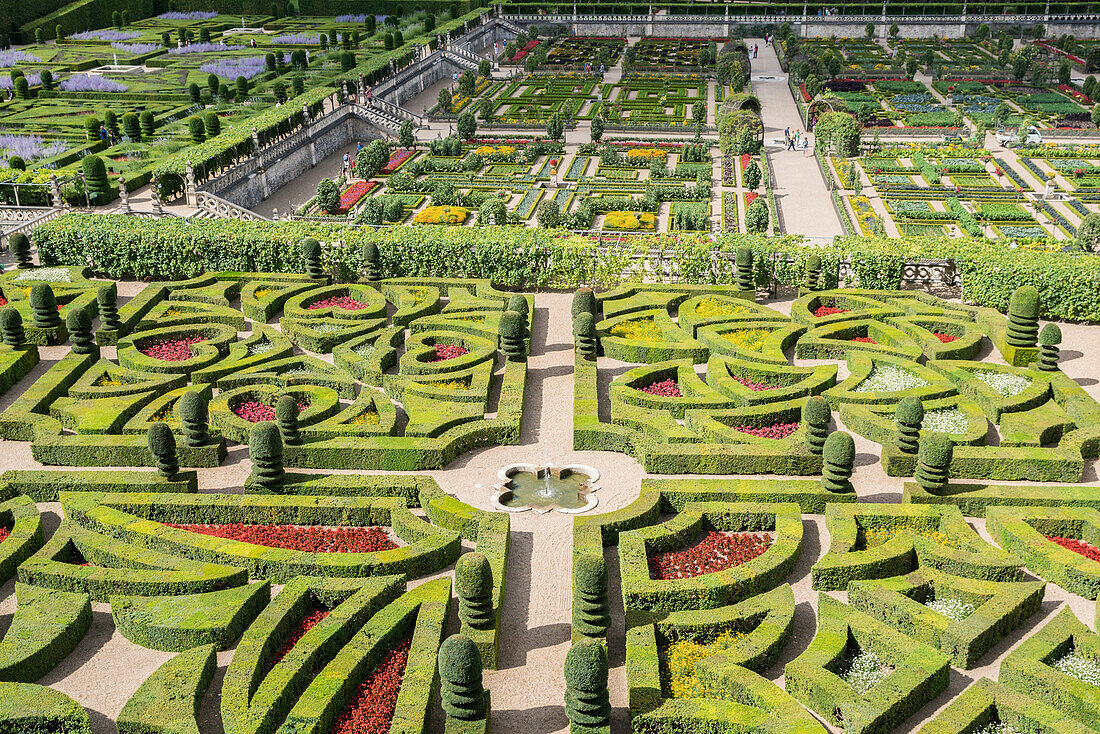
194,191 -> 269,221
374,98 -> 426,126
0,207 -> 64,249
502,11 -> 1100,22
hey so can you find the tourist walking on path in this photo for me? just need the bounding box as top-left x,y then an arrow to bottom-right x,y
343,152 -> 350,177
366,87 -> 373,106
802,136 -> 810,156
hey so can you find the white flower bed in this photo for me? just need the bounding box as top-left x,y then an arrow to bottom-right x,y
354,344 -> 375,358
1054,651 -> 1100,686
920,408 -> 968,434
841,649 -> 893,694
248,339 -> 275,355
13,267 -> 72,283
974,722 -> 1020,734
926,597 -> 976,621
974,370 -> 1031,397
315,323 -> 344,333
854,364 -> 930,393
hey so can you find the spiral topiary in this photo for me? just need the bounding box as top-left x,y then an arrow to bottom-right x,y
572,553 -> 609,638
507,294 -> 529,316
438,634 -> 487,722
65,310 -> 96,355
455,552 -> 493,630
1006,285 -> 1040,348
1,308 -> 25,348
734,247 -> 753,290
893,396 -> 924,455
275,395 -> 301,445
821,430 -> 855,493
147,423 -> 179,479
574,312 -> 597,359
9,233 -> 33,269
178,391 -> 210,447
96,284 -> 121,332
500,310 -> 528,361
572,287 -> 597,319
1037,323 -> 1061,372
804,254 -> 822,291
300,237 -> 323,280
564,637 -> 611,729
249,422 -> 284,489
802,396 -> 830,455
916,433 -> 953,492
30,284 -> 62,329
362,242 -> 381,281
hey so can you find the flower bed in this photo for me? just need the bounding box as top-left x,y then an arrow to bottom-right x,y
733,422 -> 799,439
695,297 -> 749,318
137,336 -> 207,362
331,636 -> 411,734
641,379 -> 681,397
610,319 -> 662,342
166,523 -> 397,553
232,400 -> 309,422
974,370 -> 1031,397
413,205 -> 469,225
926,597 -> 975,621
813,306 -> 850,318
0,527 -> 9,544
722,328 -> 770,351
511,39 -> 540,63
920,408 -> 968,434
625,148 -> 667,161
854,364 -> 930,393
428,343 -> 468,362
649,531 -> 771,579
733,375 -> 780,391
1053,650 -> 1100,686
851,336 -> 878,344
604,211 -> 657,231
332,181 -> 378,215
1046,536 -> 1100,562
663,629 -> 745,698
840,649 -> 892,694
269,609 -> 330,668
307,295 -> 371,310
380,149 -> 416,174
933,333 -> 958,343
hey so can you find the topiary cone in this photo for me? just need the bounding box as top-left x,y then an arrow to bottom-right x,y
734,247 -> 753,290
97,283 -> 122,331
1006,285 -> 1040,348
821,430 -> 855,493
572,287 -> 597,319
574,312 -> 597,359
9,233 -> 33,269
572,553 -> 609,638
30,284 -> 62,329
893,396 -> 924,455
499,310 -> 527,361
1037,322 -> 1061,372
0,308 -> 25,348
803,396 -> 830,455
804,254 -> 822,290
564,638 -> 611,729
362,242 -> 382,281
65,310 -> 97,355
916,433 -> 953,492
275,395 -> 301,445
438,634 -> 486,722
249,422 -> 284,489
301,237 -> 323,280
506,293 -> 529,316
147,423 -> 179,479
178,391 -> 210,447
455,552 -> 494,630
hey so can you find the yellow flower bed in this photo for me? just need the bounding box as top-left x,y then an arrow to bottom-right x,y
609,318 -> 663,342
150,401 -> 176,422
348,409 -> 380,425
253,287 -> 275,299
474,145 -> 516,156
94,374 -> 125,387
626,148 -> 667,160
695,297 -> 749,319
721,328 -> 770,351
604,211 -> 656,231
862,526 -> 958,549
414,205 -> 470,225
664,630 -> 745,698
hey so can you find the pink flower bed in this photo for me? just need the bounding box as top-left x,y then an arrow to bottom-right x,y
813,306 -> 850,318
307,295 -> 371,311
0,527 -> 9,544
850,336 -> 878,344
733,375 -> 780,391
167,523 -> 397,553
381,149 -> 415,174
268,609 -> 330,668
232,400 -> 310,422
745,192 -> 759,206
649,531 -> 771,579
138,336 -> 207,361
428,343 -> 469,362
733,422 -> 799,439
641,379 -> 681,397
512,39 -> 539,61
333,181 -> 378,215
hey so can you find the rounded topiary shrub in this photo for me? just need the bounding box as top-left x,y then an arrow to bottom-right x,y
147,423 -> 179,479
893,396 -> 924,454
249,422 -> 284,489
9,233 -> 33,269
455,552 -> 493,630
97,284 -> 121,331
572,287 -> 597,319
572,553 -> 609,638
802,396 -> 830,455
438,634 -> 486,722
362,242 -> 381,281
564,637 -> 610,728
499,310 -> 527,361
804,254 -> 822,290
30,284 -> 62,329
821,429 -> 855,493
507,294 -> 529,316
275,395 -> 301,445
65,310 -> 96,355
301,237 -> 323,279
1,308 -> 25,348
1006,285 -> 1040,348
1037,322 -> 1062,372
574,312 -> 597,359
916,433 -> 953,492
179,391 -> 210,447
80,155 -> 110,205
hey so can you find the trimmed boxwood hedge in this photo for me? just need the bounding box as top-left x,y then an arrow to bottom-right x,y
903,481 -> 1100,514
644,477 -> 856,514
0,682 -> 91,734
117,644 -> 216,734
986,505 -> 1100,598
0,495 -> 43,586
0,583 -> 91,683
917,677 -> 1096,734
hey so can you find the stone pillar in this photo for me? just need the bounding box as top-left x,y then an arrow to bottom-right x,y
184,161 -> 197,207
272,207 -> 279,220
119,177 -> 131,214
49,175 -> 64,209
151,176 -> 165,216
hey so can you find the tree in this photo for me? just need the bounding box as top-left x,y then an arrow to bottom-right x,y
355,139 -> 390,179
1083,75 -> 1097,100
399,119 -> 415,150
437,87 -> 452,112
691,100 -> 706,125
889,23 -> 899,38
112,10 -> 121,28
207,73 -> 219,97
458,69 -> 476,96
1092,106 -> 1100,128
340,51 -> 355,71
906,58 -> 919,78
393,30 -> 403,46
479,58 -> 490,77
188,116 -> 205,143
202,110 -> 220,137
814,111 -> 861,157
745,200 -> 769,233
122,112 -> 141,141
743,159 -> 761,190
537,199 -> 560,228
456,110 -> 476,140
265,52 -> 276,71
591,116 -> 604,143
235,76 -> 249,99
545,112 -> 564,140
1077,213 -> 1100,251
316,178 -> 339,213
865,22 -> 875,38
1058,61 -> 1071,86
12,77 -> 28,100
1012,53 -> 1030,81
80,155 -> 109,204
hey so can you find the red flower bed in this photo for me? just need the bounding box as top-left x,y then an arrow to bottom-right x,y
332,636 -> 411,734
851,336 -> 878,344
232,400 -> 310,422
512,39 -> 539,62
333,181 -> 378,215
1046,536 -> 1100,562
1057,84 -> 1094,104
307,295 -> 370,311
641,378 -> 682,397
745,192 -> 759,207
381,149 -> 416,174
813,306 -> 850,318
734,375 -> 780,391
138,336 -> 207,361
733,422 -> 799,439
269,609 -> 330,668
649,531 -> 771,579
740,153 -> 751,169
0,527 -> 9,544
0,297 -> 7,307
799,83 -> 812,102
166,523 -> 397,553
934,333 -> 958,343
428,343 -> 469,362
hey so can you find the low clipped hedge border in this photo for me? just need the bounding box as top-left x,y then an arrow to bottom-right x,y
117,644 -> 216,734
987,505 -> 1100,599
0,682 -> 92,734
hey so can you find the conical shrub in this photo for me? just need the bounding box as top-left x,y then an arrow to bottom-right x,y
821,430 -> 855,493
275,395 -> 301,445
30,284 -> 62,329
802,396 -> 830,455
564,637 -> 610,729
97,283 -> 121,331
1037,323 -> 1061,372
1006,285 -> 1040,348
893,396 -> 924,454
455,552 -> 493,630
572,553 -> 609,638
178,391 -> 210,447
0,308 -> 24,348
249,422 -> 284,489
147,423 -> 178,479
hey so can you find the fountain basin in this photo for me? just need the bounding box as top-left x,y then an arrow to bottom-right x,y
490,463 -> 600,515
